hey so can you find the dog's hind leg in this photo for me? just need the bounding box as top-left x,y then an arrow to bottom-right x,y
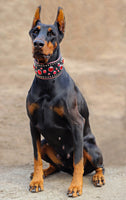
30,139 -> 62,179
83,120 -> 105,187
40,139 -> 63,177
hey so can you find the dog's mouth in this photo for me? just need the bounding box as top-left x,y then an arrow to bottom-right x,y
33,49 -> 51,64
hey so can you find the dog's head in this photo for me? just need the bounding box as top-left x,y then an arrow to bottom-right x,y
29,6 -> 65,64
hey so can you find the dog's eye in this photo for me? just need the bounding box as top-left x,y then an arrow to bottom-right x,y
31,29 -> 40,38
33,29 -> 39,35
47,30 -> 55,37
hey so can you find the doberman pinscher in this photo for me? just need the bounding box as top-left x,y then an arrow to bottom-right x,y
26,6 -> 105,197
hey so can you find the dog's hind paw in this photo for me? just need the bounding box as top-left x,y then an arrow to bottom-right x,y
93,168 -> 105,187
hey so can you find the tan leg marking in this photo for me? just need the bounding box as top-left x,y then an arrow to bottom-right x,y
29,140 -> 44,192
43,164 -> 57,178
41,144 -> 62,165
40,143 -> 63,178
68,158 -> 84,197
83,149 -> 92,163
84,150 -> 105,187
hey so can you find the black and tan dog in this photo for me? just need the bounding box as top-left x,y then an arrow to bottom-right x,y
26,6 -> 105,197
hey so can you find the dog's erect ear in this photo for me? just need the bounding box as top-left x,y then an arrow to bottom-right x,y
32,6 -> 41,28
54,7 -> 65,43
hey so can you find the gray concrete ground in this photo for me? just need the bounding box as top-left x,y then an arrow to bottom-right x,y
0,164 -> 126,200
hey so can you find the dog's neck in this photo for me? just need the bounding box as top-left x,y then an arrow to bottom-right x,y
33,47 -> 64,80
33,55 -> 64,80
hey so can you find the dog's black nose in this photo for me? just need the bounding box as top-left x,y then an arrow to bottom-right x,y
33,40 -> 45,48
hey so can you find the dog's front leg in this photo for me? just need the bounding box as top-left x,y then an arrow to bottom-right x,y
29,122 -> 44,193
67,111 -> 84,197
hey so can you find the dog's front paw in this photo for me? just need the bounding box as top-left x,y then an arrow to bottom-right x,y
29,176 -> 44,193
93,168 -> 105,187
67,182 -> 83,197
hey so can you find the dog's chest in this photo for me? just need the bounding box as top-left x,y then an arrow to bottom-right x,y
34,98 -> 73,155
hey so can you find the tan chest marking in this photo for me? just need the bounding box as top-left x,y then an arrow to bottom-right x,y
51,106 -> 64,117
28,102 -> 39,115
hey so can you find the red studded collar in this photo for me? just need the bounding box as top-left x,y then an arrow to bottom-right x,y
33,56 -> 64,80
